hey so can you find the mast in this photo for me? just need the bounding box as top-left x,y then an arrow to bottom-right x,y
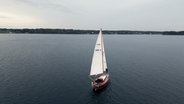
100,29 -> 104,73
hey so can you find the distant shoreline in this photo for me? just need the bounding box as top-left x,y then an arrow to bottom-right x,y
0,28 -> 184,35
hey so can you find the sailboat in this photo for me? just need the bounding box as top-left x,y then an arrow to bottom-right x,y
89,29 -> 109,91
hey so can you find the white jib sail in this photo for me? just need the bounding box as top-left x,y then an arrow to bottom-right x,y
90,30 -> 107,76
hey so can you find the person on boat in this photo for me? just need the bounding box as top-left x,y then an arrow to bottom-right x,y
106,68 -> 108,73
95,78 -> 103,83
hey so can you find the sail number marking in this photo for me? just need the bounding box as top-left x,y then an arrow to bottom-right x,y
95,49 -> 101,51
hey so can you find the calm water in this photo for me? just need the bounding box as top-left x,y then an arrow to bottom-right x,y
0,34 -> 184,104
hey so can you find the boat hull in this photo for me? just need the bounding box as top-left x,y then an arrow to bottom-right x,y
92,74 -> 109,91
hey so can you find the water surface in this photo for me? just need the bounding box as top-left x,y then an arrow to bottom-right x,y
0,34 -> 184,104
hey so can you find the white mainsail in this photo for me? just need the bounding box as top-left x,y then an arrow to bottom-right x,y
90,30 -> 107,76
102,35 -> 107,72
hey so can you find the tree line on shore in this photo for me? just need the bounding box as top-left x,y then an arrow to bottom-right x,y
0,28 -> 183,35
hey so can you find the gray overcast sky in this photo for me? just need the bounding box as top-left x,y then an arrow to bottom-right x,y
0,0 -> 184,30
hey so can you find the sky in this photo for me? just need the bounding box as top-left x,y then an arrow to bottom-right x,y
0,0 -> 184,30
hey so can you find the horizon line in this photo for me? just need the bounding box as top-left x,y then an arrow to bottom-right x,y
0,28 -> 183,32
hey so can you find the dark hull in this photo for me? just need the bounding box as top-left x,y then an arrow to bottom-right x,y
92,74 -> 109,91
